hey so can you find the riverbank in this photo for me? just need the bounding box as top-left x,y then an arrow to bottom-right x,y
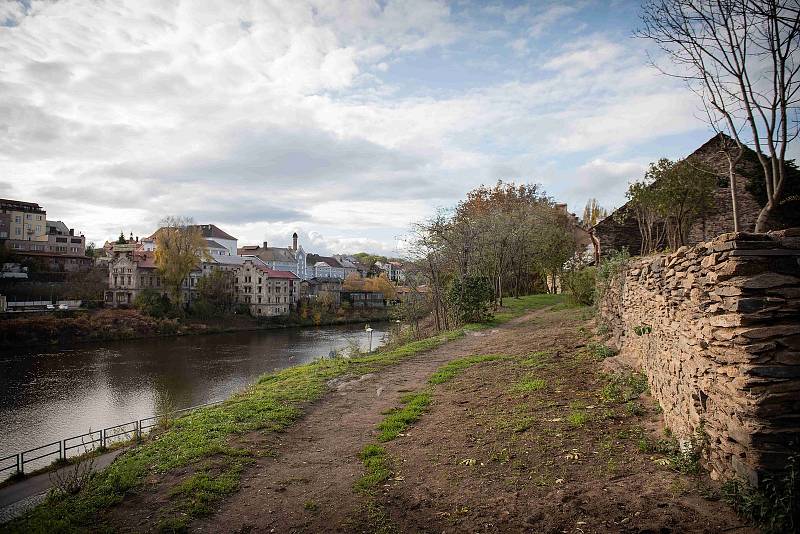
0,307 -> 389,349
3,295 -> 753,533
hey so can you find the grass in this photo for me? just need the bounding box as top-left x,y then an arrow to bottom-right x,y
567,410 -> 590,427
513,377 -> 547,393
355,444 -> 392,493
520,351 -> 549,368
10,292 -> 556,533
600,371 -> 649,404
428,354 -> 505,385
6,327 -> 469,533
377,392 -> 431,442
586,342 -> 617,360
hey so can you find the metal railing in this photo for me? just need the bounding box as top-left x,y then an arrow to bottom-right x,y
0,400 -> 223,479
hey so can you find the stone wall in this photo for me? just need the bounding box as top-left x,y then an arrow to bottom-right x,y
600,229 -> 800,484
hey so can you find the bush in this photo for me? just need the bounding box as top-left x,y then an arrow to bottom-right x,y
447,276 -> 494,324
563,267 -> 596,306
595,249 -> 630,302
134,289 -> 175,318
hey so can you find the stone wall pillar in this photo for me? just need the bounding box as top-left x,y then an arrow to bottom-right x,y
600,229 -> 800,484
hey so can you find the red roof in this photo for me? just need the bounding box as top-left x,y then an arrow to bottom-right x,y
132,250 -> 157,269
251,261 -> 298,279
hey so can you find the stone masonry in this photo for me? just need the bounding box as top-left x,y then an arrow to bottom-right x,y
600,229 -> 800,485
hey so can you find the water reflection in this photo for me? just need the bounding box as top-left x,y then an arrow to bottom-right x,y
0,324 -> 387,461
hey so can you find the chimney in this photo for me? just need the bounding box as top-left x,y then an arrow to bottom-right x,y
69,228 -> 74,236
292,232 -> 298,251
263,241 -> 268,249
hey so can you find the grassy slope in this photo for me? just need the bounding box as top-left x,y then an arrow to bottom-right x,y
7,294 -> 563,533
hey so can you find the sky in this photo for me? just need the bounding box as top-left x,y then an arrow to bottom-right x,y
0,0 -> 767,256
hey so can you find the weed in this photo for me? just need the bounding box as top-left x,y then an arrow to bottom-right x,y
587,342 -> 617,360
512,416 -> 535,433
600,371 -> 649,404
428,354 -> 505,385
167,462 -> 243,518
377,392 -> 431,442
304,500 -> 319,512
721,454 -> 798,534
596,323 -> 610,336
633,324 -> 652,336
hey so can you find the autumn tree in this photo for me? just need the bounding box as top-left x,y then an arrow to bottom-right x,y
638,0 -> 800,232
582,198 -> 608,227
365,273 -> 397,300
153,216 -> 210,306
342,272 -> 366,291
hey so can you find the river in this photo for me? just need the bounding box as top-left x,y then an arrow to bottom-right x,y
0,323 -> 388,475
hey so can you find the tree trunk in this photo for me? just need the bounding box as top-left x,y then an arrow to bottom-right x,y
727,156 -> 740,233
754,202 -> 772,233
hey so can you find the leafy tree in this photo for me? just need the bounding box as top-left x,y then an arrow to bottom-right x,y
342,272 -> 366,291
153,216 -> 209,306
195,269 -> 234,315
116,231 -> 126,244
85,242 -> 97,258
134,289 -> 174,318
447,276 -> 494,324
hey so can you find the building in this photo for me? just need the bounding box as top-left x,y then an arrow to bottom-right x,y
148,224 -> 238,256
104,250 -> 164,307
594,134 -> 800,255
0,198 -> 47,241
234,258 -> 298,316
299,276 -> 342,307
238,233 -> 308,279
375,261 -> 406,284
306,254 -> 348,280
0,199 -> 92,272
341,290 -> 386,309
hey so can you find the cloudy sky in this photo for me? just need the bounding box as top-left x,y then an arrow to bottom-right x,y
0,0 -> 752,255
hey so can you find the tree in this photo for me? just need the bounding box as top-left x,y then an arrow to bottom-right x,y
582,198 -> 608,227
195,269 -> 234,314
447,276 -> 494,324
638,0 -> 800,232
647,158 -> 716,249
342,272 -> 366,291
153,216 -> 209,306
365,273 -> 397,300
85,242 -> 97,258
116,231 -> 126,244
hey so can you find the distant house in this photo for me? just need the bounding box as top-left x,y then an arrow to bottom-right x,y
233,258 -> 298,316
594,134 -> 800,255
306,254 -> 347,280
105,250 -> 166,307
238,233 -> 308,280
375,260 -> 407,284
299,276 -> 343,307
341,290 -> 386,309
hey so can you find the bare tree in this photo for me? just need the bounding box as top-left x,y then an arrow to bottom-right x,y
638,0 -> 800,232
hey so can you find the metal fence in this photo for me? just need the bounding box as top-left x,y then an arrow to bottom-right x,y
0,400 -> 223,479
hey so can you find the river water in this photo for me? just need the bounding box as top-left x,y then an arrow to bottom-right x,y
0,323 -> 388,473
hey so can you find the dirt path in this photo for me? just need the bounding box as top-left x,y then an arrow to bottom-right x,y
190,306 -> 752,534
193,311 -> 547,533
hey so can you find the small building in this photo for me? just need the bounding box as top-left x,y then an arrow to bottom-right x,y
234,259 -> 298,316
299,276 -> 342,307
341,290 -> 386,309
104,250 -> 165,307
238,233 -> 308,280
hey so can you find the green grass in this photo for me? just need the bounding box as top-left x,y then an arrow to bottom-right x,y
520,350 -> 549,368
355,444 -> 392,493
428,354 -> 505,385
600,371 -> 649,404
567,410 -> 590,427
377,392 -> 431,442
6,328 -> 468,533
10,293 -> 556,533
586,342 -> 617,360
513,377 -> 547,393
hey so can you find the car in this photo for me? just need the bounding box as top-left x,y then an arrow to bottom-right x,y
58,304 -> 69,310
46,304 -> 55,310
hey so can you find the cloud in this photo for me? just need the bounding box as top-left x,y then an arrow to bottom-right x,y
0,0 -> 714,254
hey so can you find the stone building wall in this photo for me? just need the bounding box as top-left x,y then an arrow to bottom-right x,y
600,229 -> 800,484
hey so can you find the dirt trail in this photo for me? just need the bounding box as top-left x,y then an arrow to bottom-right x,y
194,311 -> 547,533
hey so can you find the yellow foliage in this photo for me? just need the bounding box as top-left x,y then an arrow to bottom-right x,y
153,217 -> 210,304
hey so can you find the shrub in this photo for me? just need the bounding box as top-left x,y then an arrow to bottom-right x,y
595,249 -> 630,302
447,276 -> 494,324
562,267 -> 596,306
133,289 -> 174,318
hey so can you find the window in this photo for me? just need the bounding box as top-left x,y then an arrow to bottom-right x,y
71,238 -> 81,244
15,227 -> 20,236
35,225 -> 41,233
56,237 -> 67,243
25,214 -> 31,220
14,216 -> 20,223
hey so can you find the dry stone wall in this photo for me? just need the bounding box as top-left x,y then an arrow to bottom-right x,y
600,229 -> 800,485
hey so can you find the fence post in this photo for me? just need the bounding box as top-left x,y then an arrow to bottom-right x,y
62,439 -> 67,460
18,452 -> 23,475
135,420 -> 140,440
59,440 -> 63,461
101,428 -> 106,449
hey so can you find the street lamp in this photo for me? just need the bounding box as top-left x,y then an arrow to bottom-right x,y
365,324 -> 374,352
